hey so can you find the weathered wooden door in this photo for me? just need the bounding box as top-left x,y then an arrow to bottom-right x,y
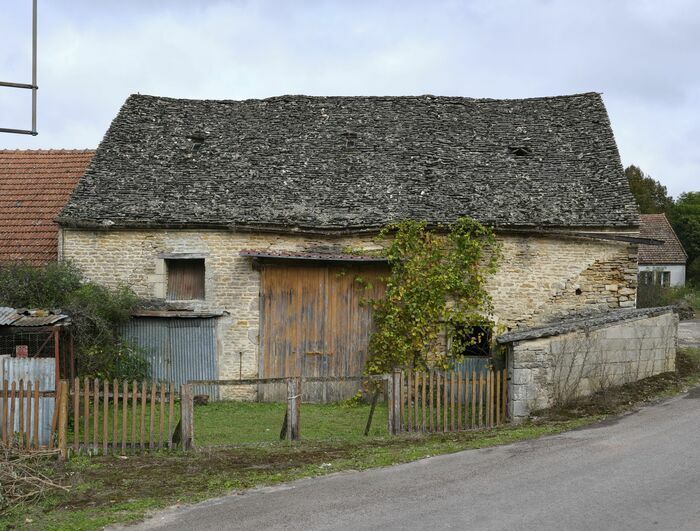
259,263 -> 387,402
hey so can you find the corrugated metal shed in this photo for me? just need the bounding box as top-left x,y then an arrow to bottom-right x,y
0,307 -> 69,327
120,317 -> 219,399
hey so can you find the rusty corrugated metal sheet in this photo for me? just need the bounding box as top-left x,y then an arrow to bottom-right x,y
0,356 -> 55,446
120,317 -> 219,400
0,307 -> 69,327
0,307 -> 20,325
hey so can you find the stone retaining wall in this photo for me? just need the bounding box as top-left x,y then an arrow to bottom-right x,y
500,308 -> 678,421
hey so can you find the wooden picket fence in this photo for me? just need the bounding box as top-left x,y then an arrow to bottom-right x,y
1,379 -> 56,450
63,378 -> 180,456
387,367 -> 508,434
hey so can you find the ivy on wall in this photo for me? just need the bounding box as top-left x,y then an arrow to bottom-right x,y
365,217 -> 501,374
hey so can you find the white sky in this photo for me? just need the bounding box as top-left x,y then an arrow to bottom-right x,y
1,0 -> 698,197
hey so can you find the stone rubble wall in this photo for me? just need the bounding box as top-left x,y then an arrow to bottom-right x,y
506,310 -> 678,422
60,228 -> 638,399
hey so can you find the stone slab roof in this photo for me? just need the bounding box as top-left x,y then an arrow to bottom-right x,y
0,150 -> 94,265
638,214 -> 687,265
59,93 -> 638,232
496,307 -> 673,344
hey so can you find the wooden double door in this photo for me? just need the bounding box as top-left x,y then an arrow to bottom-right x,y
259,263 -> 387,402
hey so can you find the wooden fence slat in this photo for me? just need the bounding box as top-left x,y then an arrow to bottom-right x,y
398,371 -> 404,433
421,372 -> 426,431
122,380 -> 128,454
24,380 -> 31,449
478,371 -> 484,428
406,369 -> 413,432
33,379 -> 40,449
18,380 -> 24,449
131,381 -> 137,454
103,379 -> 109,454
470,370 -> 476,429
450,372 -> 456,432
496,370 -> 501,426
428,371 -> 434,432
149,382 -> 156,450
456,371 -> 461,431
414,371 -> 419,430
113,379 -> 119,455
489,369 -> 494,428
83,377 -> 90,449
443,372 -> 449,432
140,381 -> 147,453
159,383 -> 165,449
504,368 -> 508,422
58,381 -> 69,460
93,378 -> 100,450
168,382 -> 175,449
72,378 -> 79,452
9,381 -> 16,447
2,379 -> 8,444
436,371 -> 442,432
51,383 -> 60,448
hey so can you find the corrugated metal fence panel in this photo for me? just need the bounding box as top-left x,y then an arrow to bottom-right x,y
1,357 -> 55,446
120,317 -> 219,400
452,356 -> 492,377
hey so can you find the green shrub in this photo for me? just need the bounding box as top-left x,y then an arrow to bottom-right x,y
0,262 -> 148,380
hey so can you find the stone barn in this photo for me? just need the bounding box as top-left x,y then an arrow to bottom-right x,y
57,92 -> 650,399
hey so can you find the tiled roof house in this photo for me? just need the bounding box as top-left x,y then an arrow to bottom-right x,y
57,92 -> 645,397
638,213 -> 687,286
0,150 -> 94,265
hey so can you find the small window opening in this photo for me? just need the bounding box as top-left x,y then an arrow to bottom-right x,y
188,134 -> 206,152
342,131 -> 358,148
575,288 -> 582,295
452,325 -> 492,357
166,258 -> 205,300
508,146 -> 532,157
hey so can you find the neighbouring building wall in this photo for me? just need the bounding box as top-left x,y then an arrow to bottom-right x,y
60,228 -> 638,386
638,264 -> 686,287
504,309 -> 677,422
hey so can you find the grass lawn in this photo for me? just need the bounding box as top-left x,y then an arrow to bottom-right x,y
195,401 -> 388,446
3,347 -> 699,531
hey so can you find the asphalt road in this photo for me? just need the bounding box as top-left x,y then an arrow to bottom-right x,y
128,389 -> 700,531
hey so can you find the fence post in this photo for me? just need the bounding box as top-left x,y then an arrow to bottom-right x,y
286,377 -> 300,441
386,370 -> 401,435
58,380 -> 69,460
180,383 -> 194,450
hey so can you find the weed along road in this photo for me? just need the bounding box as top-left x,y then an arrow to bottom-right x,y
129,391 -> 700,531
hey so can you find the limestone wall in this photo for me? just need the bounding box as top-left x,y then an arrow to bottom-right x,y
60,228 -> 638,387
505,309 -> 678,421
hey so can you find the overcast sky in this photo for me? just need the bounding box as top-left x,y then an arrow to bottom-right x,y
1,0 -> 698,197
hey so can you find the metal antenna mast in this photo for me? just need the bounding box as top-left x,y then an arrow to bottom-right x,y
0,0 -> 38,136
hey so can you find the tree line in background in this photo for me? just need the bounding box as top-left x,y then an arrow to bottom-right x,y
626,165 -> 700,285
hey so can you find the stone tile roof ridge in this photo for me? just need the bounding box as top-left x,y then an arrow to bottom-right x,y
496,307 -> 674,344
59,92 -> 639,232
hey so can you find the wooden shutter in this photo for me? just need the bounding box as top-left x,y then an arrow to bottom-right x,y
166,259 -> 205,300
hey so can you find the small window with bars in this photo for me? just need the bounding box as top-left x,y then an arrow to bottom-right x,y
166,258 -> 205,300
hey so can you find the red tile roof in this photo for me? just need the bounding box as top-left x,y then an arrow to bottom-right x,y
638,214 -> 687,265
0,150 -> 94,265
